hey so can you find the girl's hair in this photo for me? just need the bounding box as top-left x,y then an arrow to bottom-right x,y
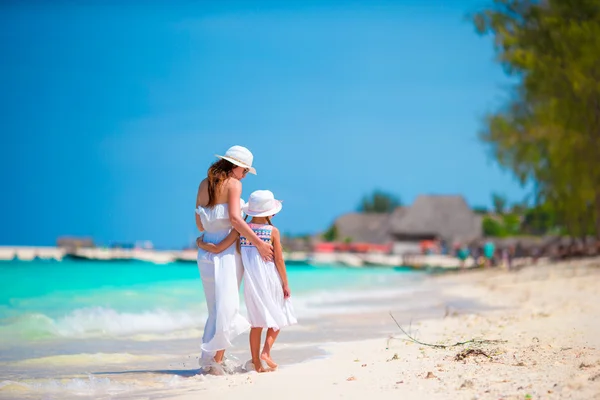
206,159 -> 236,207
246,215 -> 273,225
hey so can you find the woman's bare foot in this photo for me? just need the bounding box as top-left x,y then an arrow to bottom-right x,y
252,358 -> 267,373
260,353 -> 278,369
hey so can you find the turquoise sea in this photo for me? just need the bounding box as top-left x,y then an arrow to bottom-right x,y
0,258 -> 432,398
0,259 -> 422,349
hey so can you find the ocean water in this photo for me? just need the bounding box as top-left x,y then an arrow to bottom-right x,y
0,259 -> 423,346
0,258 -> 427,398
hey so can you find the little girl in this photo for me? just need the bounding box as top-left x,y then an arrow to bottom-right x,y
197,190 -> 297,373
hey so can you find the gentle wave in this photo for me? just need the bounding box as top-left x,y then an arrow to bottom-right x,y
0,307 -> 206,341
0,284 -> 420,342
0,375 -> 145,397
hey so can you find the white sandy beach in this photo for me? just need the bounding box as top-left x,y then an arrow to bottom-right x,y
1,259 -> 599,400
144,259 -> 598,400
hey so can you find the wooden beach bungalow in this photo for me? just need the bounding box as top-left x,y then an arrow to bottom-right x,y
56,236 -> 95,253
317,195 -> 482,256
390,195 -> 482,254
315,211 -> 400,253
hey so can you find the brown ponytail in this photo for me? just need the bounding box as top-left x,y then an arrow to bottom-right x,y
206,159 -> 235,207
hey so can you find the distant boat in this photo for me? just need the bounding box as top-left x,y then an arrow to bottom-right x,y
64,253 -> 133,262
285,259 -> 312,266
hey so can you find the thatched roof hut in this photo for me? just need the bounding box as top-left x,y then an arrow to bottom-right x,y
332,207 -> 404,243
333,212 -> 392,244
56,236 -> 95,253
390,195 -> 482,243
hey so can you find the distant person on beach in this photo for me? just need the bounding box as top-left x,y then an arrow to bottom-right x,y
198,190 -> 297,372
195,146 -> 274,374
470,245 -> 481,266
457,243 -> 470,270
483,240 -> 495,267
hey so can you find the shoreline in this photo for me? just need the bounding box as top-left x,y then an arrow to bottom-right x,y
1,258 -> 599,399
0,245 -> 529,270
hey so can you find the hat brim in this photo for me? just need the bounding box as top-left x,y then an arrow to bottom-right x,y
242,200 -> 283,217
215,154 -> 257,175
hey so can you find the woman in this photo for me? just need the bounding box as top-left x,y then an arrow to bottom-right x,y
195,145 -> 274,373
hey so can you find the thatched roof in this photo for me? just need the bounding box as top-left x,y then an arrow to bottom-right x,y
391,195 -> 482,242
56,236 -> 95,251
334,211 -> 400,244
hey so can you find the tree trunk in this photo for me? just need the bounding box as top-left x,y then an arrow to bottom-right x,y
596,191 -> 600,239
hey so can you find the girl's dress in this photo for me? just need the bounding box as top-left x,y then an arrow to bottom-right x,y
240,223 -> 297,330
196,200 -> 251,367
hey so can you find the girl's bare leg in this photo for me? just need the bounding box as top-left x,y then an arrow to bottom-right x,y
250,328 -> 266,372
214,350 -> 225,363
260,328 -> 280,369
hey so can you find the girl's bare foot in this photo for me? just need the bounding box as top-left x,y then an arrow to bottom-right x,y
252,358 -> 267,373
260,353 -> 278,369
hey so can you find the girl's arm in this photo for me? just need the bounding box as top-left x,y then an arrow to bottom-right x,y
197,231 -> 239,253
271,227 -> 291,298
227,179 -> 274,261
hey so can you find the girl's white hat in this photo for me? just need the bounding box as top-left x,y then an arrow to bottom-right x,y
215,145 -> 257,175
242,190 -> 283,217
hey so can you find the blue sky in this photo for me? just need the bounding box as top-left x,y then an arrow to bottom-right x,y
0,1 -> 527,248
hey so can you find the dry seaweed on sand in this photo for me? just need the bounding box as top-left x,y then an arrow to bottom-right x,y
454,348 -> 492,361
389,312 -> 507,349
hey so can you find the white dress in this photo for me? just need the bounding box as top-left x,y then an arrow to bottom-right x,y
241,223 -> 297,330
196,200 -> 250,366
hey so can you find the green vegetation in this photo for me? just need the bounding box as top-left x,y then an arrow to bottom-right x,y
322,224 -> 338,242
473,0 -> 600,239
358,190 -> 401,213
482,215 -> 506,237
481,191 -> 563,237
491,192 -> 507,215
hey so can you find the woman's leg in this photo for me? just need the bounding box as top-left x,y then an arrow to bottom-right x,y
198,259 -> 220,364
200,252 -> 250,360
260,328 -> 280,369
250,328 -> 266,372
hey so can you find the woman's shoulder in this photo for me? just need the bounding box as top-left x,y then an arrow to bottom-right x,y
196,179 -> 209,207
223,177 -> 242,191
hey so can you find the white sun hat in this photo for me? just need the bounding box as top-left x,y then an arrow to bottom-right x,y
242,190 -> 283,217
215,145 -> 257,175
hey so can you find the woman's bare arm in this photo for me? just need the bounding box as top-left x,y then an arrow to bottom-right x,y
271,227 -> 290,298
197,231 -> 239,253
195,182 -> 205,232
227,180 -> 274,260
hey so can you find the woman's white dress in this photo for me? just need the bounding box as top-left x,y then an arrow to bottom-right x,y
241,223 -> 297,330
196,201 -> 250,366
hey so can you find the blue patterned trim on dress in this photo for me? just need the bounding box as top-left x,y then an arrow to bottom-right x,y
240,223 -> 273,247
